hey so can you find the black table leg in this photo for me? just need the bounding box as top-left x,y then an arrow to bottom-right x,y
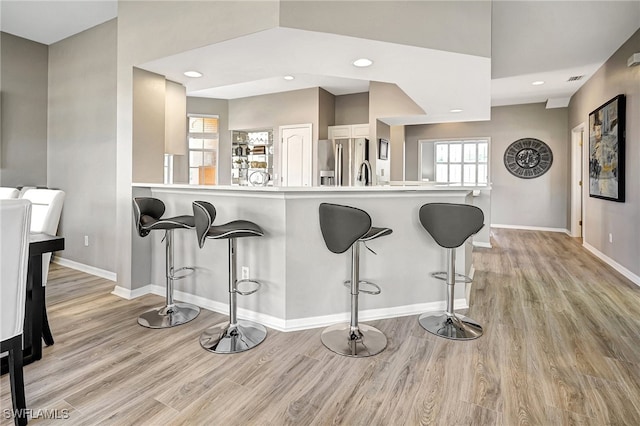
28,254 -> 44,362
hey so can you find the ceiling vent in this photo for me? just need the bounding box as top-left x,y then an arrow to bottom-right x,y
567,75 -> 584,82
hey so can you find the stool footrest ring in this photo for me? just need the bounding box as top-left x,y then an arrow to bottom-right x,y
343,280 -> 381,295
236,279 -> 261,296
431,271 -> 472,284
170,266 -> 195,280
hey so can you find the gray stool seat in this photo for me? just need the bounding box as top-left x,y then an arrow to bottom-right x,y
133,197 -> 200,329
418,202 -> 484,340
319,203 -> 392,357
361,226 -> 393,241
139,215 -> 195,231
193,201 -> 266,354
199,220 -> 263,240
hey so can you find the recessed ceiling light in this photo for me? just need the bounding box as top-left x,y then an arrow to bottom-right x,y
353,58 -> 373,68
284,75 -> 295,81
450,109 -> 463,113
184,71 -> 203,78
532,80 -> 545,86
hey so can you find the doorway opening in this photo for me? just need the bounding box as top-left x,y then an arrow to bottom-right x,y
571,123 -> 586,239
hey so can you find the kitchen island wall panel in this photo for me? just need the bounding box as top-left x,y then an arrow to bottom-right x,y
131,184 -> 480,331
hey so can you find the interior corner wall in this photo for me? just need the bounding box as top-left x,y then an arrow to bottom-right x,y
117,1 -> 280,290
186,97 -> 231,185
568,28 -> 640,278
390,125 -> 405,181
48,19 -> 118,273
334,92 -> 368,125
318,88 -> 335,139
405,103 -> 569,230
375,120 -> 391,183
132,67 -> 166,184
0,32 -> 48,187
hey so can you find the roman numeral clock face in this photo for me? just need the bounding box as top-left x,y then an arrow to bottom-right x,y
504,138 -> 553,179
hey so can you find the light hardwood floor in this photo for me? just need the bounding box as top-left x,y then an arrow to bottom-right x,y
2,228 -> 640,425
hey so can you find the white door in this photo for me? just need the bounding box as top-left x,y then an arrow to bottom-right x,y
281,124 -> 312,187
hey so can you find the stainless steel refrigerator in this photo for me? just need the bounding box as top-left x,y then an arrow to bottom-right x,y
333,137 -> 370,186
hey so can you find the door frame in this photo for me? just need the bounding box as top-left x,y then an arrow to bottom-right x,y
571,123 -> 586,238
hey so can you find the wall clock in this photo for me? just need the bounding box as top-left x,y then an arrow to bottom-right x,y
504,138 -> 553,179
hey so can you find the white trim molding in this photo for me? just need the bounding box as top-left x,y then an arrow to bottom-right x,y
583,243 -> 640,287
473,241 -> 492,248
491,224 -> 570,234
53,256 -> 117,282
110,283 -> 468,332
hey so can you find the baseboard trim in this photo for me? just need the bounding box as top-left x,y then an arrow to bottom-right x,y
473,241 -> 492,248
53,257 -> 117,282
111,284 -> 155,300
491,224 -> 570,234
110,283 -> 468,332
582,242 -> 640,287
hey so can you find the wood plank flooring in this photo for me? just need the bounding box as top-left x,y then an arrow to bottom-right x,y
2,228 -> 640,425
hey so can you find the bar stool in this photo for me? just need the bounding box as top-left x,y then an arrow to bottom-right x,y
192,200 -> 267,354
318,203 -> 392,357
418,202 -> 484,340
133,197 -> 200,328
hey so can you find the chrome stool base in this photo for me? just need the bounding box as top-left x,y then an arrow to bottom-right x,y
321,323 -> 387,357
200,319 -> 267,354
138,303 -> 200,329
418,312 -> 483,340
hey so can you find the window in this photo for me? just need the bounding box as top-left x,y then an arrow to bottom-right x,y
188,115 -> 219,184
434,139 -> 489,185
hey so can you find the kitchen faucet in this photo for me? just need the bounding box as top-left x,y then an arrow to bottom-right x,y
357,160 -> 372,186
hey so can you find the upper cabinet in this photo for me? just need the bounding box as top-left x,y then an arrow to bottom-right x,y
328,123 -> 369,140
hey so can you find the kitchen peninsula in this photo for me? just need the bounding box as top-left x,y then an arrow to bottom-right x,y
127,183 -> 489,331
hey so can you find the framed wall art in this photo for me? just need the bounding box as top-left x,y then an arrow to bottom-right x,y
589,94 -> 625,202
378,138 -> 389,160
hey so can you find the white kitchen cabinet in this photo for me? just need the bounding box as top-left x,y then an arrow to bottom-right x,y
328,123 -> 369,140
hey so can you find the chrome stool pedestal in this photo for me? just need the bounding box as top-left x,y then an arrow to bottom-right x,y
321,241 -> 387,357
199,239 -> 267,354
133,197 -> 200,329
319,203 -> 392,358
138,229 -> 200,329
418,246 -> 482,340
193,201 -> 267,354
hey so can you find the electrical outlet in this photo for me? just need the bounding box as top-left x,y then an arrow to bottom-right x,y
84,235 -> 89,247
609,233 -> 613,243
241,266 -> 249,279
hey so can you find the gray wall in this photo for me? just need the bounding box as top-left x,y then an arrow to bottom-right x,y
318,88 -> 335,140
0,32 -> 48,187
334,92 -> 368,125
132,67 -> 165,184
569,28 -> 640,278
370,81 -> 425,184
390,125 -> 405,181
229,87 -> 320,185
48,19 -> 117,272
279,0 -> 491,57
406,103 -> 569,229
186,96 -> 231,185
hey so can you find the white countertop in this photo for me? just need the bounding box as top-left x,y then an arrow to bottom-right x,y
132,182 -> 491,193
